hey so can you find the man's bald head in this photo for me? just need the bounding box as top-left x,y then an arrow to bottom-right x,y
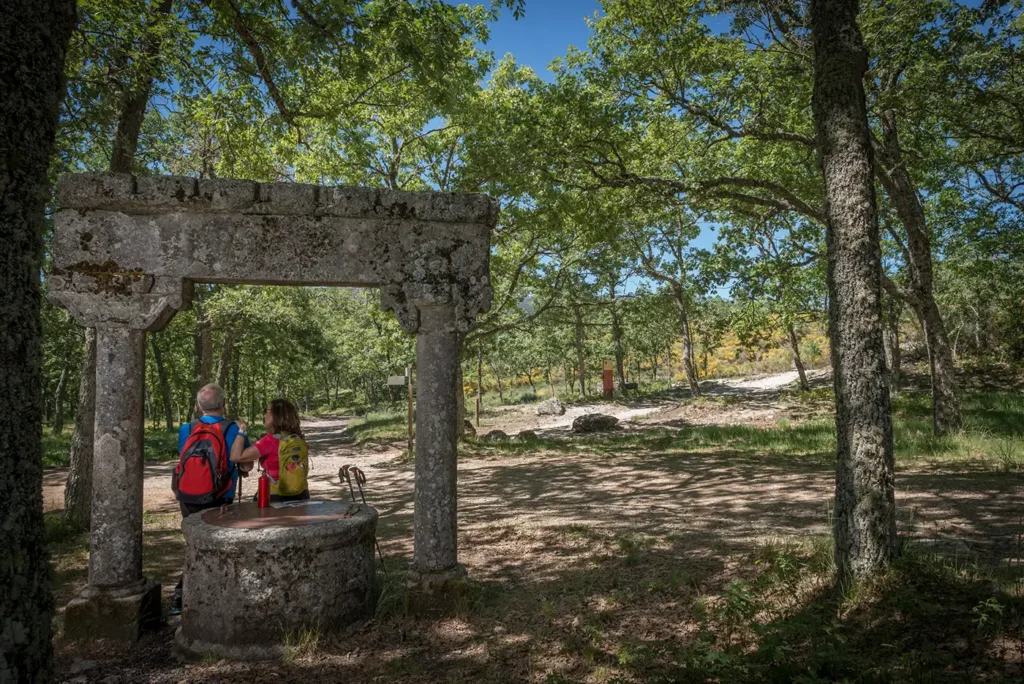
196,384 -> 225,414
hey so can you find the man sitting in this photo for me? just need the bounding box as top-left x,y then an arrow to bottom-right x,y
169,383 -> 251,616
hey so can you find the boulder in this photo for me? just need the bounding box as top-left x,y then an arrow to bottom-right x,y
572,413 -> 619,433
516,430 -> 539,442
536,397 -> 566,416
481,429 -> 509,442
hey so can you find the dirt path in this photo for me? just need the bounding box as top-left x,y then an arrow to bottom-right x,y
45,375 -> 1024,684
49,416 -> 1022,684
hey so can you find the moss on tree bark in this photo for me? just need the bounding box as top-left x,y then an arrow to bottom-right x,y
1,0 -> 77,680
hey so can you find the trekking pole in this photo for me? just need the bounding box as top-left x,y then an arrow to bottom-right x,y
346,466 -> 390,579
339,465 -> 357,501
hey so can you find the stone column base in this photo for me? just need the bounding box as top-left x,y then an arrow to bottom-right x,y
175,627 -> 283,662
64,578 -> 162,641
405,564 -> 469,617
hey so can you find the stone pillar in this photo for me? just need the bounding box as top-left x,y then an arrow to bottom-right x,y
412,305 -> 461,571
89,327 -> 146,588
49,272 -> 187,640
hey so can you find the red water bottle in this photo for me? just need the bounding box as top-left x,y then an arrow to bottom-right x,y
257,472 -> 271,508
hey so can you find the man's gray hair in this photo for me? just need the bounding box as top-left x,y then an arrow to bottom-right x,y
196,384 -> 225,412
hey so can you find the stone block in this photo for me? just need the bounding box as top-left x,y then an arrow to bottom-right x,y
134,175 -> 198,208
63,579 -> 162,642
536,397 -> 566,416
480,429 -> 509,442
572,413 -> 619,433
197,178 -> 257,211
57,172 -> 134,210
317,185 -> 381,217
253,181 -> 319,215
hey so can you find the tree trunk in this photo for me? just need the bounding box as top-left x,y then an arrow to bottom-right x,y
216,331 -> 234,391
231,349 -> 241,416
877,110 -> 961,434
1,0 -> 75,678
150,334 -> 174,431
65,0 -> 172,508
52,364 -> 69,434
64,328 -> 95,530
109,0 -> 173,173
477,347 -> 484,426
811,0 -> 897,581
787,325 -> 810,391
573,305 -> 586,396
611,305 -> 626,388
883,297 -> 902,393
672,290 -> 701,397
665,341 -> 674,386
494,371 -> 504,404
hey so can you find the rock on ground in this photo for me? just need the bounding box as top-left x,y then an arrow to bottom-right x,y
481,430 -> 509,442
516,430 -> 539,442
535,398 -> 566,416
572,414 -> 618,433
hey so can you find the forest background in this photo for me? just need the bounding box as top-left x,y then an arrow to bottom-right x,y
40,0 -> 1022,462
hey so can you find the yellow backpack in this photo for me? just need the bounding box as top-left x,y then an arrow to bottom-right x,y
272,433 -> 309,496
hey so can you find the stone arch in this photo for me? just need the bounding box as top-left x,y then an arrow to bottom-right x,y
48,172 -> 496,639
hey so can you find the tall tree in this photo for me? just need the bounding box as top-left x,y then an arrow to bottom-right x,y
1,0 -> 77,680
810,0 -> 897,580
65,0 -> 174,528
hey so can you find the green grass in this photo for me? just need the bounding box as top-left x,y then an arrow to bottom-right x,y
473,390 -> 1024,471
610,537 -> 1024,683
42,425 -> 180,468
343,409 -> 409,442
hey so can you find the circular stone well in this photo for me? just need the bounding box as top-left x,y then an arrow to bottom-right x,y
175,499 -> 377,660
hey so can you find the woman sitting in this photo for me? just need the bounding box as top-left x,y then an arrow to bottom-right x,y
234,398 -> 310,502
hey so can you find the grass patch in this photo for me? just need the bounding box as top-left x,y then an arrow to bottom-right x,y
343,409 -> 408,442
611,539 -> 1024,682
473,390 -> 1024,471
43,511 -> 87,547
281,623 -> 322,663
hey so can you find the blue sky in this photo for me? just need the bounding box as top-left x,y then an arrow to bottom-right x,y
477,1 -> 603,80
472,1 -> 722,260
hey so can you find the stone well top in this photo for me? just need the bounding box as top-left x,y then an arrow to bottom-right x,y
201,500 -> 363,529
50,172 -> 497,332
183,500 -> 378,549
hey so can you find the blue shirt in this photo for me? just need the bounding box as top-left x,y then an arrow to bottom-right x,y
178,415 -> 251,501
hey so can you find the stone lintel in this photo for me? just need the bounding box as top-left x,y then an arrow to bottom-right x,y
53,172 -> 495,331
63,579 -> 161,641
58,172 -> 499,224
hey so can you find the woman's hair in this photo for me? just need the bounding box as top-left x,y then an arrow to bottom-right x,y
267,398 -> 302,437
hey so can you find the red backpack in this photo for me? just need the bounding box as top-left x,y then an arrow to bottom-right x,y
172,419 -> 236,505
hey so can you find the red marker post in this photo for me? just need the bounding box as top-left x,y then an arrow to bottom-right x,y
603,360 -> 614,399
